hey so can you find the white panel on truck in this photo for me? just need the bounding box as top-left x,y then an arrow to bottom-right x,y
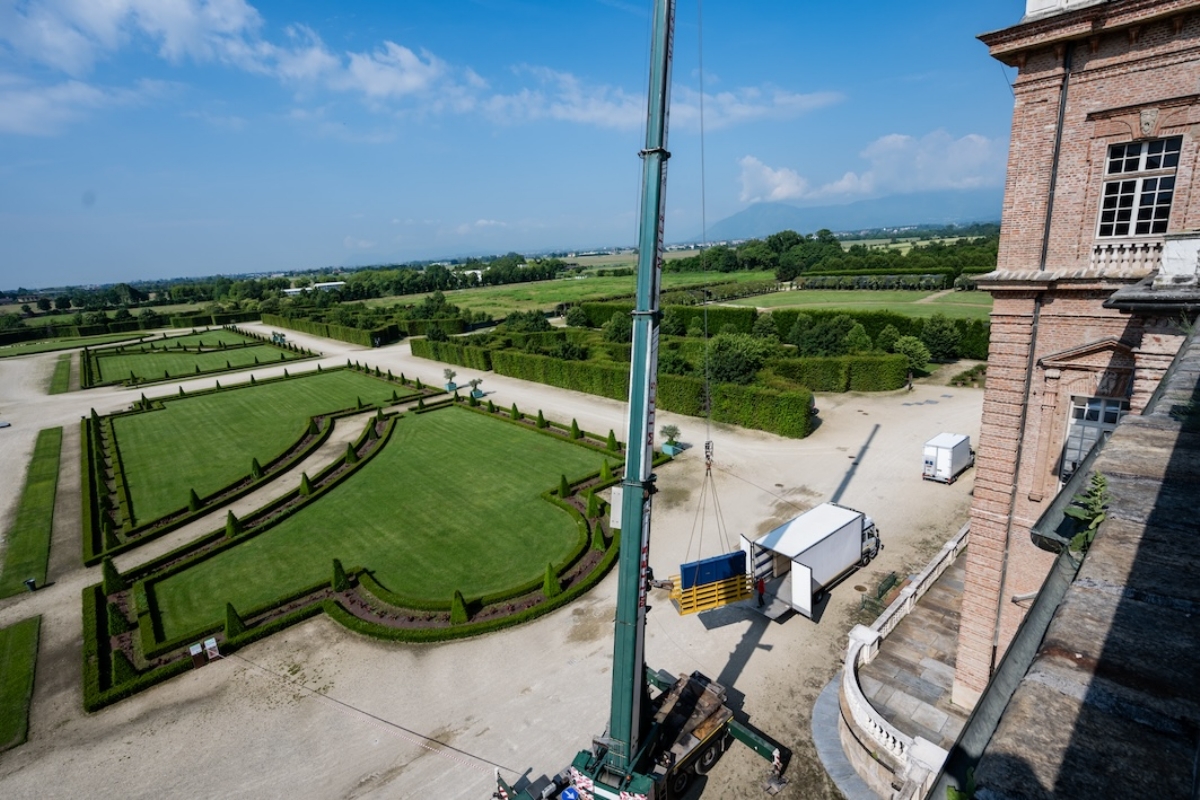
791,562 -> 814,618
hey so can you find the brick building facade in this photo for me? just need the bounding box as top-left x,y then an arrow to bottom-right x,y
952,0 -> 1200,707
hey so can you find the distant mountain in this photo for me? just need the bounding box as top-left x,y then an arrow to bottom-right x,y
691,188 -> 1003,243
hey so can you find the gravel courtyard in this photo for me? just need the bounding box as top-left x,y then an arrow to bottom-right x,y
0,331 -> 982,799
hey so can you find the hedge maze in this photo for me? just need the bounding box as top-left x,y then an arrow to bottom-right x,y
81,365 -> 633,710
79,327 -> 315,389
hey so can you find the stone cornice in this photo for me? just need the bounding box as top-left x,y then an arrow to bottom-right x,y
979,0 -> 1200,67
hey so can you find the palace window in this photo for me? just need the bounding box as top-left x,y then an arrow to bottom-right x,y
1059,396 -> 1129,482
1097,136 -> 1182,238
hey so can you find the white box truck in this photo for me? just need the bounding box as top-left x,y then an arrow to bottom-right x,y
922,433 -> 975,484
742,502 -> 880,619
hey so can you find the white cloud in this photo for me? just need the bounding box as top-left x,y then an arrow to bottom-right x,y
0,1 -> 842,139
0,0 -> 266,76
342,236 -> 375,250
485,66 -> 643,130
737,156 -> 811,203
672,86 -> 841,132
739,130 -> 1007,203
0,76 -> 168,135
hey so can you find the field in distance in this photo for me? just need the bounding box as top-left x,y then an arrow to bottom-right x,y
726,288 -> 993,321
361,270 -> 776,318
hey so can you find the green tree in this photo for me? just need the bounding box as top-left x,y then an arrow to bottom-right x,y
920,313 -> 961,361
844,323 -> 873,354
570,418 -> 581,439
893,336 -> 931,372
510,402 -> 521,420
559,474 -> 571,498
565,306 -> 589,327
705,333 -> 772,385
188,488 -> 202,512
602,310 -> 633,343
299,472 -> 312,496
607,430 -> 619,451
36,297 -> 51,312
786,313 -> 813,347
536,410 -> 547,429
876,324 -> 901,353
660,307 -> 685,336
751,313 -> 778,340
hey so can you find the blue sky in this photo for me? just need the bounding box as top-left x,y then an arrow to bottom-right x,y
0,1 -> 1022,288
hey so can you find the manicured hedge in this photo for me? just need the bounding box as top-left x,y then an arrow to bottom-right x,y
578,302 -> 756,335
402,318 -> 465,336
767,354 -> 908,393
409,338 -> 494,371
260,313 -> 400,347
326,529 -> 621,644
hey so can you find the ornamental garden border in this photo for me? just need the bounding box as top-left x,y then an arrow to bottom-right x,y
81,401 -> 648,711
79,327 -> 316,390
81,364 -> 442,565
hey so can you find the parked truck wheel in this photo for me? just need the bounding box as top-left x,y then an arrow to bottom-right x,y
670,769 -> 691,796
695,742 -> 720,775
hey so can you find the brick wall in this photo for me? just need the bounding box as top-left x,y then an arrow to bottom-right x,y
953,0 -> 1200,707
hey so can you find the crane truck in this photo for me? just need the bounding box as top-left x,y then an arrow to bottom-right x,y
495,2 -> 788,798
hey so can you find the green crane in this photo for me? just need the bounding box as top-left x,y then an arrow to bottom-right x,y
496,1 -> 787,797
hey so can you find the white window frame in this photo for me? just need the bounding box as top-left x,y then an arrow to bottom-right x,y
1059,395 -> 1129,484
1096,136 -> 1182,238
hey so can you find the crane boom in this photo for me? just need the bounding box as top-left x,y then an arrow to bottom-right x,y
606,0 -> 675,775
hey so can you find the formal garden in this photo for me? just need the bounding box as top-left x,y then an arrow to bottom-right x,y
80,363 -> 639,709
79,327 -> 315,389
411,303 -> 988,439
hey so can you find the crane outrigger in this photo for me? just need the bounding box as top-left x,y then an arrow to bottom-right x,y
496,2 -> 787,797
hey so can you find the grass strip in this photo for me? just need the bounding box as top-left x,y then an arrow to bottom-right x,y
0,332 -> 149,358
48,353 -> 71,394
0,616 -> 41,752
0,428 -> 63,598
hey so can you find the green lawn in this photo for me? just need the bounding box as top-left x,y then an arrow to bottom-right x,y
0,616 -> 40,752
362,271 -> 776,317
96,343 -> 301,383
0,428 -> 62,598
114,370 -> 403,526
48,354 -> 71,394
0,332 -> 148,358
153,407 -> 606,639
726,289 -> 994,320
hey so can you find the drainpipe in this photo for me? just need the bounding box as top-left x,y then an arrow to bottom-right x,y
990,40 -> 1074,676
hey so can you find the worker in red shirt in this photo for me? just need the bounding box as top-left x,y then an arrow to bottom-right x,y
756,576 -> 766,608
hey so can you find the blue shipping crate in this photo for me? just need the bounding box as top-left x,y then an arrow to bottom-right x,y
679,551 -> 746,591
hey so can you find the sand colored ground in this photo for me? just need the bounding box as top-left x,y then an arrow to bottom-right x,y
0,327 -> 981,799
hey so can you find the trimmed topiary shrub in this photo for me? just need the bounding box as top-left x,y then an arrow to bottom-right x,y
571,419 -> 581,439
510,403 -> 521,420
108,602 -> 133,635
187,488 -> 201,512
225,510 -> 241,539
450,590 -> 468,625
543,562 -> 561,598
345,442 -> 358,464
332,559 -> 349,592
607,430 -> 619,451
299,472 -> 312,496
559,474 -> 571,498
601,460 -> 613,482
112,649 -> 137,685
102,557 -> 126,595
251,457 -> 263,479
225,603 -> 247,638
536,410 -> 547,429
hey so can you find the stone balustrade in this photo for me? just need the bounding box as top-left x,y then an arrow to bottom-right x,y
1089,239 -> 1163,276
839,523 -> 969,798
